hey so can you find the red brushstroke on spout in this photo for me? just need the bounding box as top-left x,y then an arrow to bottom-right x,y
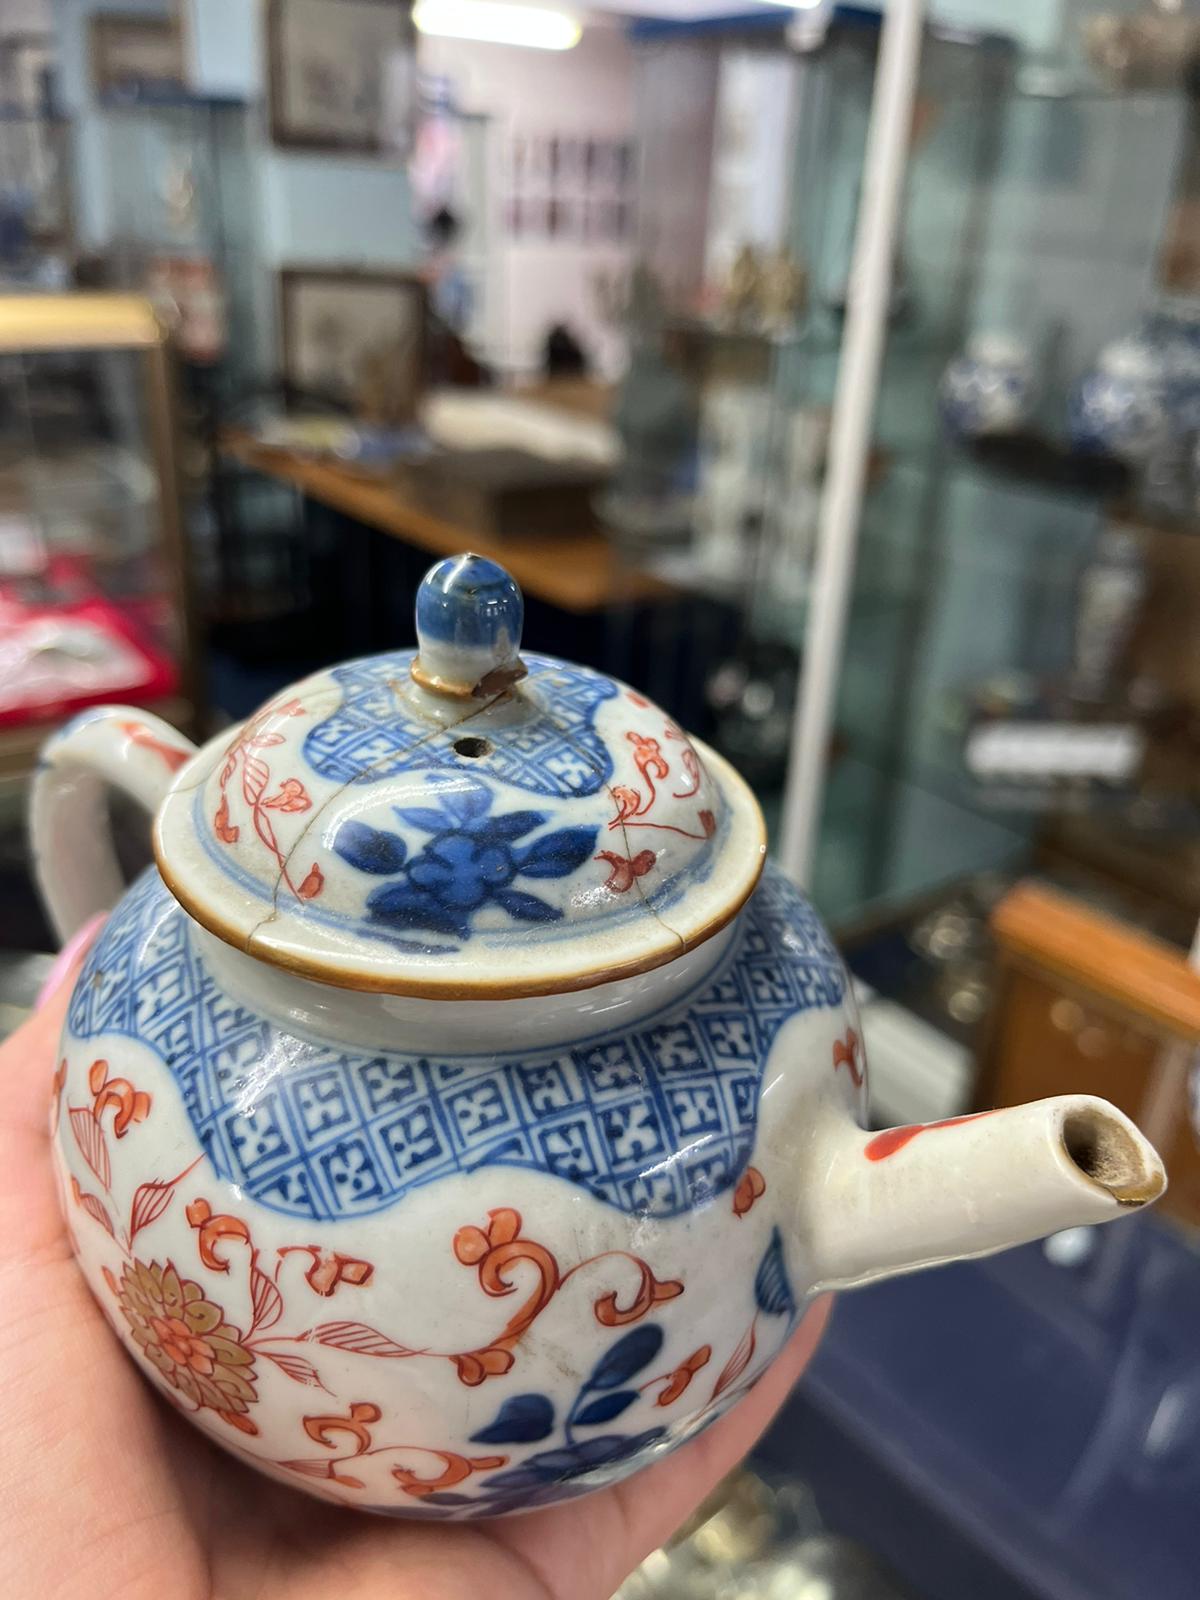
865,1111 -> 993,1162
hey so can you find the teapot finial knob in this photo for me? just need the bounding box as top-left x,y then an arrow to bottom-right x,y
411,553 -> 527,698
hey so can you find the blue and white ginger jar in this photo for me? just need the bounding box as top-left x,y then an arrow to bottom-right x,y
1069,336 -> 1172,463
939,334 -> 1036,439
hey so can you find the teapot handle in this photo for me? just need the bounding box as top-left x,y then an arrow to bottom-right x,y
29,707 -> 198,943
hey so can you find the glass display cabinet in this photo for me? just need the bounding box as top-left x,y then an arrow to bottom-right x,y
88,92 -> 263,634
813,43 -> 1200,936
626,13 -> 1012,907
0,294 -> 198,798
627,8 -> 1200,945
0,32 -> 71,278
0,107 -> 72,269
94,92 -> 257,381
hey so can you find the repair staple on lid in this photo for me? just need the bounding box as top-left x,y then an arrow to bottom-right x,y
154,554 -> 766,996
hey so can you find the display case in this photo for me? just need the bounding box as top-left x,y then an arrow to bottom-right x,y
0,293 -> 198,795
86,91 -> 265,633
0,32 -> 71,274
94,91 -> 257,378
627,9 -> 1200,940
814,44 -> 1200,933
0,108 -> 72,267
626,13 -> 1015,907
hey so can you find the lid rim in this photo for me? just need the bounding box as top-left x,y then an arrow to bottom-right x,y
152,741 -> 767,1001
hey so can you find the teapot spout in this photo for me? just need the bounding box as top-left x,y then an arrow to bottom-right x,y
805,1095 -> 1166,1292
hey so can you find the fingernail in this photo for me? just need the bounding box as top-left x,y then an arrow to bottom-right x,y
37,913 -> 108,1009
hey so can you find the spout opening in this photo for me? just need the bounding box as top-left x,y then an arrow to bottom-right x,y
1060,1105 -> 1165,1206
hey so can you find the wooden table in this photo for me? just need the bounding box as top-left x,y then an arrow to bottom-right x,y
220,431 -> 673,615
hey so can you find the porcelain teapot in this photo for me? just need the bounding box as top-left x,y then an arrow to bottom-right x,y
31,555 -> 1165,1519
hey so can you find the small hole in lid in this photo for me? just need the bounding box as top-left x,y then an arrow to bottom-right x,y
453,736 -> 492,760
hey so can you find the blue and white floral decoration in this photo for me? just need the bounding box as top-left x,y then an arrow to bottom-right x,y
419,1229 -> 797,1515
333,774 -> 598,941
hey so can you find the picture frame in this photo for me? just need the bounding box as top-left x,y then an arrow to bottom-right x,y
278,268 -> 426,421
267,0 -> 414,155
89,14 -> 185,100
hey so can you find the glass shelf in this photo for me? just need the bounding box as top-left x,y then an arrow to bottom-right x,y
665,315 -> 810,351
96,88 -> 246,112
1012,61 -> 1199,106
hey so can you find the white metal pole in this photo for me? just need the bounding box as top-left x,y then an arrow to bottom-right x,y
779,0 -> 928,887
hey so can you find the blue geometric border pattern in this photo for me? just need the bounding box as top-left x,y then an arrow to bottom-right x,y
66,869 -> 845,1224
302,652 -> 619,799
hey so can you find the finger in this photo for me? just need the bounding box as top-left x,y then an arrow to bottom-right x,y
34,913 -> 109,1012
0,919 -> 107,1265
499,1295 -> 833,1600
1,916 -> 106,1139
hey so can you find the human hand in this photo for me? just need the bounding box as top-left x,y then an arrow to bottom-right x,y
0,924 -> 831,1600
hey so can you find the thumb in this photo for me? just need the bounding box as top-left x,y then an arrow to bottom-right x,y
3,915 -> 108,1140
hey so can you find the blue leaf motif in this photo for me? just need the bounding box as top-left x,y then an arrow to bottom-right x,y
436,777 -> 492,824
485,810 -> 548,840
394,806 -> 451,832
476,1465 -> 551,1492
332,820 -> 407,875
493,888 -> 562,923
514,826 -> 601,878
481,1429 -> 667,1492
586,1325 -> 664,1392
573,1390 -> 639,1427
522,1446 -> 590,1474
469,1392 -> 555,1444
339,774 -> 599,946
754,1227 -> 796,1318
366,881 -> 469,939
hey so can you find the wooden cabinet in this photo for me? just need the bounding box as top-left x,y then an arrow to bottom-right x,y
984,969 -> 1161,1113
981,882 -> 1200,1231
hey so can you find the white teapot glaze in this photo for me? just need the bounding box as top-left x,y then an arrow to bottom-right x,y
30,555 -> 1165,1519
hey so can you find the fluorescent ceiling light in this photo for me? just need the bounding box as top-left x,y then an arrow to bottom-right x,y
413,0 -> 582,49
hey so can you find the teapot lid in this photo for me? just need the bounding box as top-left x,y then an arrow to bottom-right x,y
155,554 -> 765,997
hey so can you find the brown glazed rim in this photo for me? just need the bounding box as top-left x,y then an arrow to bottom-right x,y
152,748 -> 769,1001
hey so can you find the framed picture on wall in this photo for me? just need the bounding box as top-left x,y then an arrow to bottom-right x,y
89,14 -> 185,99
279,268 -> 426,421
268,0 -> 414,154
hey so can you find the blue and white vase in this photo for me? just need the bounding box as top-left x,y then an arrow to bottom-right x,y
1068,337 -> 1172,463
939,334 -> 1036,440
1146,306 -> 1200,435
27,555 -> 1165,1517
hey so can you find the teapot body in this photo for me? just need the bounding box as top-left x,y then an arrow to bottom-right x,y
50,859 -> 857,1518
38,560 -> 1167,1519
